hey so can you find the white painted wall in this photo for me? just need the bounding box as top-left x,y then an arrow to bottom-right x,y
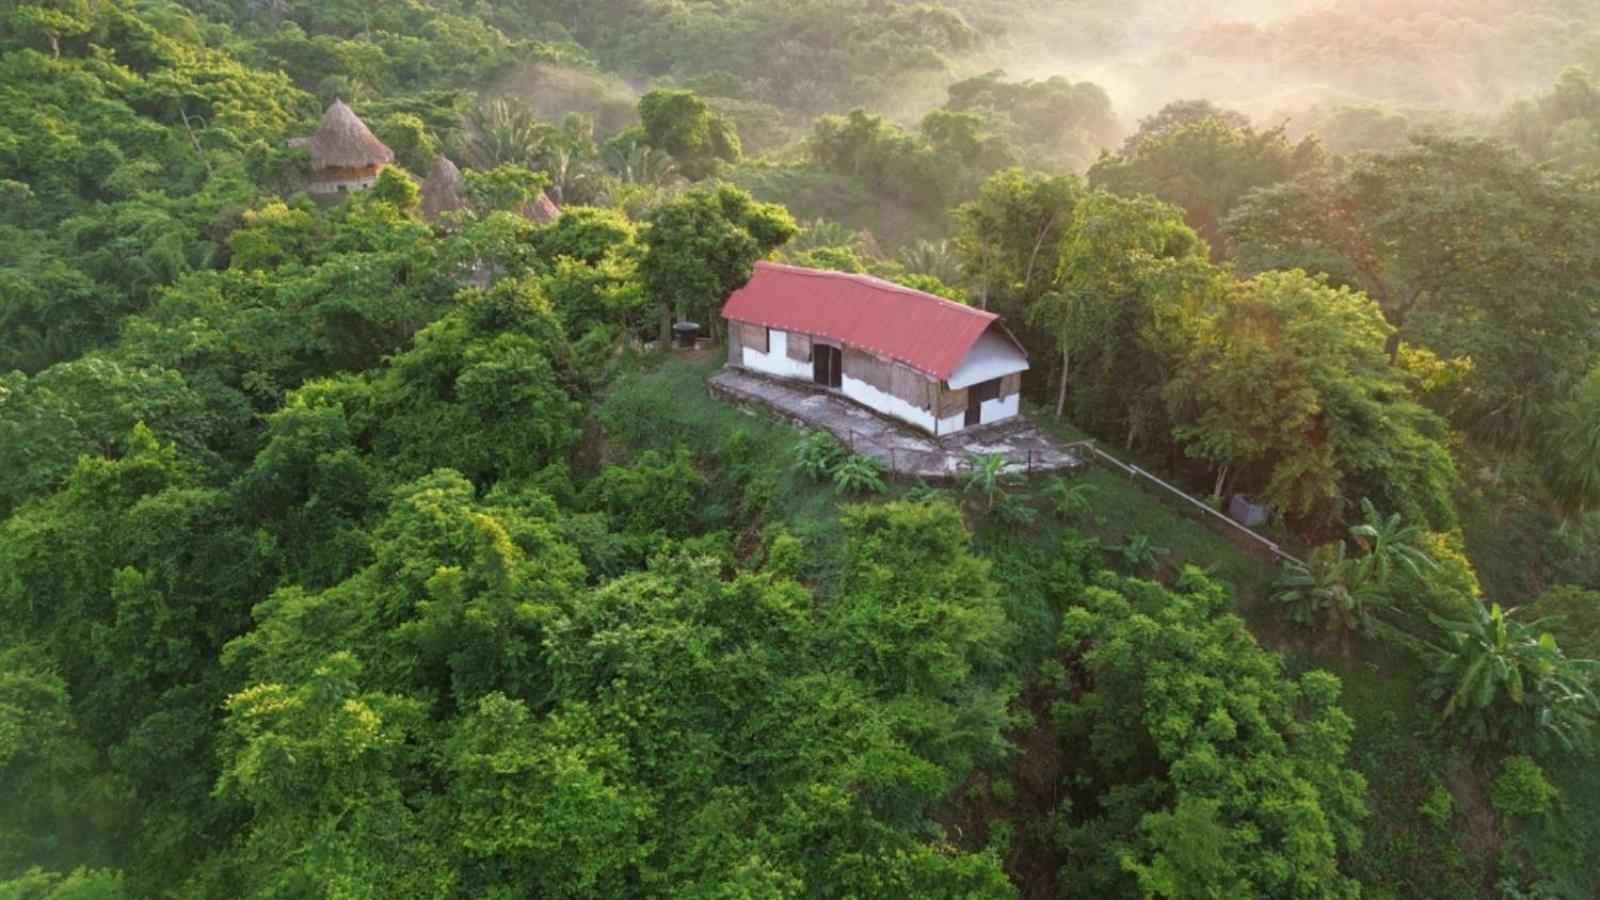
842,375 -> 936,433
981,393 -> 1019,425
735,328 -> 1022,437
741,329 -> 812,380
947,329 -> 1030,389
308,176 -> 378,195
936,411 -> 967,436
933,391 -> 1019,436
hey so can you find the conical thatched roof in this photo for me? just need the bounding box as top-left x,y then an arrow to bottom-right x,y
420,156 -> 469,222
521,190 -> 561,225
858,229 -> 886,261
299,100 -> 394,170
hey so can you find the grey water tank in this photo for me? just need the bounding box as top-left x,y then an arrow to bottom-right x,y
1228,493 -> 1272,528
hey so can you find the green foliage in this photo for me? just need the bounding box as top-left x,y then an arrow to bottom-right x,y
1490,756 -> 1555,820
831,453 -> 887,496
1105,532 -> 1170,571
792,429 -> 848,482
808,106 -> 1017,212
1424,602 -> 1600,755
636,88 -> 740,180
1041,475 -> 1096,522
1417,784 -> 1455,829
1228,136 -> 1600,462
639,183 -> 797,341
958,452 -> 1020,512
4,1 -> 1598,894
374,112 -> 437,174
1166,271 -> 1457,535
1539,363 -> 1600,523
1529,585 -> 1600,660
944,70 -> 1117,172
1051,569 -> 1368,898
1090,110 -> 1322,255
586,446 -> 708,537
460,164 -> 551,213
1274,542 -> 1384,636
1273,501 -> 1443,637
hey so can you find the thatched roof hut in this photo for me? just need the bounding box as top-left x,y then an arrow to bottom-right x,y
296,100 -> 394,172
420,156 -> 469,222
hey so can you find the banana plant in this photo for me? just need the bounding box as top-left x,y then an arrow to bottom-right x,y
1041,475 -> 1096,522
958,452 -> 1018,511
1271,542 -> 1384,636
831,454 -> 886,495
1349,497 -> 1435,587
1425,602 -> 1600,753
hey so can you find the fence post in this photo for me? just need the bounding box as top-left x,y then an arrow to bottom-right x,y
889,447 -> 896,477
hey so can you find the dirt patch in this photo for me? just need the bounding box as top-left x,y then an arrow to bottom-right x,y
1446,763 -> 1502,859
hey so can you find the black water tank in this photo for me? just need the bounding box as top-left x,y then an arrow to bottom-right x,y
672,321 -> 700,348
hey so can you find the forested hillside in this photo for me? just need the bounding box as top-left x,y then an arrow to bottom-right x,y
4,0 -> 1600,897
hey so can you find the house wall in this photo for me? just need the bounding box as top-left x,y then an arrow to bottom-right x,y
308,164 -> 382,194
740,327 -> 811,380
728,319 -> 1017,436
842,375 -> 937,433
787,332 -> 811,363
930,374 -> 1024,436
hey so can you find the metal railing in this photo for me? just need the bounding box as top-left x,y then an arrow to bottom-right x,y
1077,439 -> 1303,566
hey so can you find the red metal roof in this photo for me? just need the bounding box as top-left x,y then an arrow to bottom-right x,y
721,262 -> 1010,380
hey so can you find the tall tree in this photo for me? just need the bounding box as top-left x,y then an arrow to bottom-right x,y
639,184 -> 795,343
635,89 -> 740,181
1047,190 -> 1207,440
1227,137 -> 1600,461
1091,115 -> 1322,257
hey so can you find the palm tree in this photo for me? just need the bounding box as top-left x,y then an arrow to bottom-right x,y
895,238 -> 961,284
1542,366 -> 1600,530
1041,476 -> 1096,522
788,219 -> 860,254
1425,602 -> 1600,753
599,139 -> 680,188
465,99 -> 547,169
543,144 -> 594,204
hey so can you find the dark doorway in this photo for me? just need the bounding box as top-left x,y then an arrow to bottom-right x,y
965,378 -> 1000,428
813,344 -> 842,389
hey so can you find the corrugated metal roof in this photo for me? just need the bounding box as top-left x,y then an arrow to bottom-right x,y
721,262 -> 1015,380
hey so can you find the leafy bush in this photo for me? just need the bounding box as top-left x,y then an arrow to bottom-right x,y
1105,532 -> 1169,571
959,452 -> 1020,512
1418,784 -> 1455,829
1490,756 -> 1555,819
792,429 -> 847,482
1425,603 -> 1600,754
831,454 -> 887,495
1041,476 -> 1096,522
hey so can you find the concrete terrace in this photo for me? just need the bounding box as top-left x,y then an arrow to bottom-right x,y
707,367 -> 1083,481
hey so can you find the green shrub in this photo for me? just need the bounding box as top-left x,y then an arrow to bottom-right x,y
831,454 -> 887,495
1490,756 -> 1555,819
1418,784 -> 1455,829
792,429 -> 847,482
